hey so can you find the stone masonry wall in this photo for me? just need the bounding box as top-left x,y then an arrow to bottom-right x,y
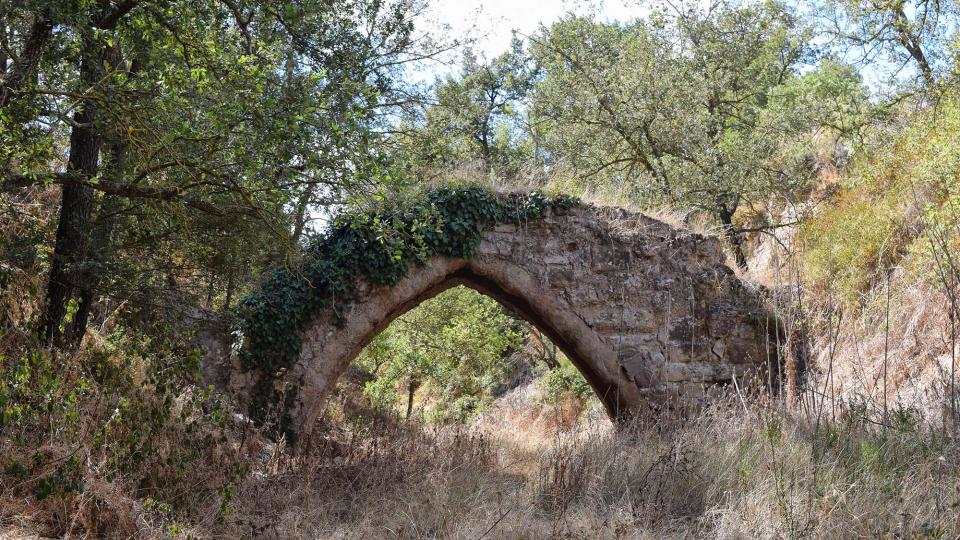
217,203 -> 777,440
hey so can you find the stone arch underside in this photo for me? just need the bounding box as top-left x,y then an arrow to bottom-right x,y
220,205 -> 777,441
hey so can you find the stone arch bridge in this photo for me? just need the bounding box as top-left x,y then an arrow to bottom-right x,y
205,194 -> 778,442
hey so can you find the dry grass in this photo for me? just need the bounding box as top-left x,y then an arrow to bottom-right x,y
803,276 -> 958,418
4,317 -> 958,534
5,268 -> 960,539
7,394 -> 960,539
197,380 -> 960,539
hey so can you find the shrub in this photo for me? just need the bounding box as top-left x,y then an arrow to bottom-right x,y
800,186 -> 908,303
541,356 -> 592,403
0,330 -> 249,537
801,91 -> 960,305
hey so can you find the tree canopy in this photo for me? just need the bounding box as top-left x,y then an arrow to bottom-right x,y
528,1 -> 869,266
1,0 -> 433,344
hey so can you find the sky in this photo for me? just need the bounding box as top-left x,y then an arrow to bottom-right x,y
416,0 -> 645,76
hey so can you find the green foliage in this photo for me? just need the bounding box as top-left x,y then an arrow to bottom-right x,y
541,356 -> 592,403
32,455 -> 84,502
800,188 -> 907,302
355,286 -> 523,422
235,185 -> 577,430
761,59 -> 873,161
0,350 -> 87,438
1,0 -> 429,344
823,0 -> 958,86
801,90 -> 960,302
523,1 -> 873,266
400,38 -> 537,177
0,331 -> 248,519
431,395 -> 484,424
530,2 -> 821,206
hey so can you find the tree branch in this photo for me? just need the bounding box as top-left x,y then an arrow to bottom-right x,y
4,172 -> 259,217
95,0 -> 140,30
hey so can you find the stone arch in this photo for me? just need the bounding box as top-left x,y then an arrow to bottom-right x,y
218,200 -> 777,442
291,256 -> 634,440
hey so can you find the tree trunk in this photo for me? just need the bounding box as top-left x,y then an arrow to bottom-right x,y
892,5 -> 935,87
717,204 -> 748,270
0,13 -> 52,108
528,326 -> 559,370
480,134 -> 491,172
405,377 -> 418,419
1,23 -> 8,75
40,105 -> 100,345
224,263 -> 236,310
40,4 -> 134,346
74,195 -> 122,334
477,117 -> 492,172
206,272 -> 216,308
74,139 -> 127,335
290,185 -> 313,247
39,41 -> 103,346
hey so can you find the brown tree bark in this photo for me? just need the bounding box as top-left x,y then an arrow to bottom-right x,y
527,326 -> 560,370
891,3 -> 936,86
1,23 -> 8,76
73,141 -> 127,337
717,203 -> 748,270
39,2 -> 138,346
0,13 -> 52,108
40,94 -> 101,345
290,185 -> 313,247
405,377 -> 419,419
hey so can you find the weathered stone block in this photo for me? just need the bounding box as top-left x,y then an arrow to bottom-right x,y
662,363 -> 690,382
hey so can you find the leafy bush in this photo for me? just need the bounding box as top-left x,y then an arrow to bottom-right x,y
427,395 -> 484,424
800,187 -> 908,303
801,91 -> 960,304
541,356 -> 592,403
0,330 -> 249,536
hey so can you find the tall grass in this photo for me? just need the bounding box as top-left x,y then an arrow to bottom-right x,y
210,383 -> 960,539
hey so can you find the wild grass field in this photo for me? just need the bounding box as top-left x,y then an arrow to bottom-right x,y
4,344 -> 960,539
